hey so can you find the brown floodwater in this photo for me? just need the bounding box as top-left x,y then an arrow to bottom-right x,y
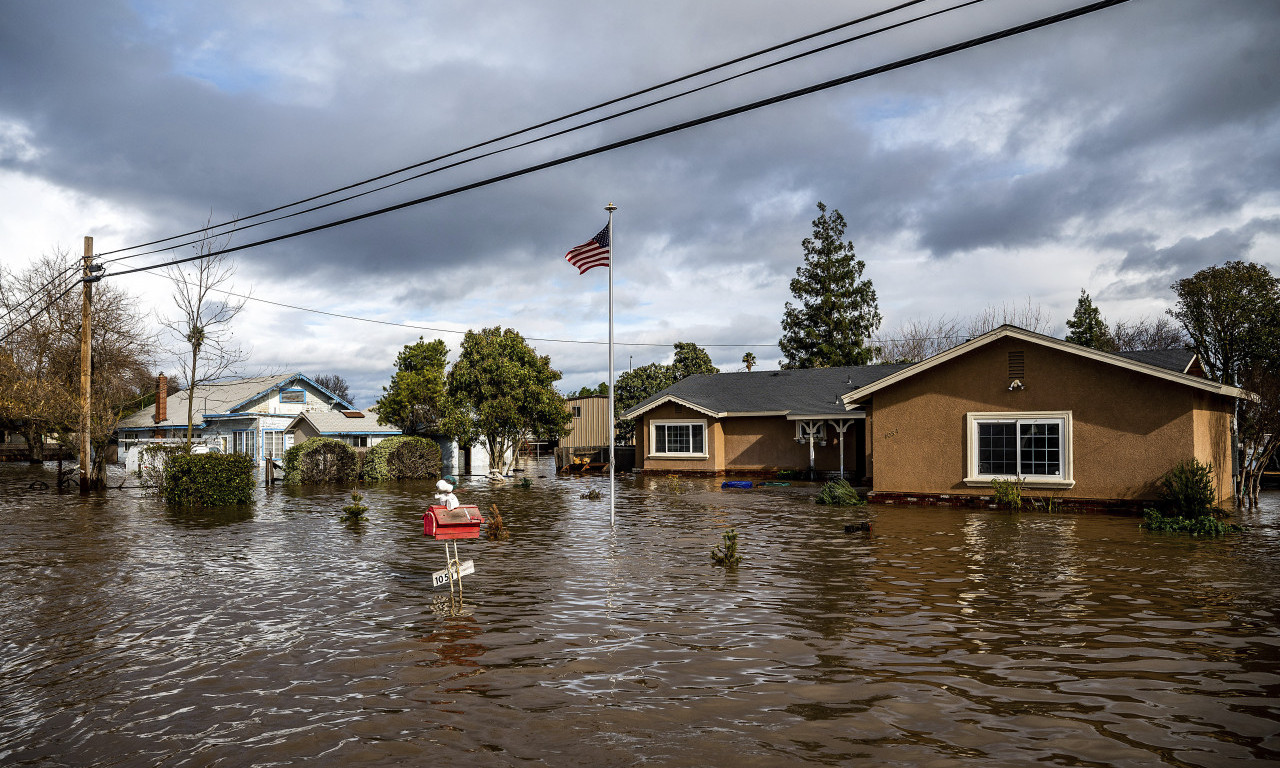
1,459 -> 1278,767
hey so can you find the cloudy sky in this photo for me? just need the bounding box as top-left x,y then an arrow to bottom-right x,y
2,0 -> 1277,406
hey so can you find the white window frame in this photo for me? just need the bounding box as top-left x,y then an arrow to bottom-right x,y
964,411 -> 1074,489
649,419 -> 708,459
262,430 -> 286,459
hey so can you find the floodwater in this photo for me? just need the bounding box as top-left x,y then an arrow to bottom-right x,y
1,461 -> 1278,767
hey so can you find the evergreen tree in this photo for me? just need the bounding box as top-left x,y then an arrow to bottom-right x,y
778,203 -> 880,368
374,337 -> 451,436
1064,289 -> 1115,351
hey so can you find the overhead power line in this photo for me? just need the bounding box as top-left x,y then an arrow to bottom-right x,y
102,0 -> 1133,281
94,0 -> 934,261
209,288 -> 781,349
99,0 -> 988,267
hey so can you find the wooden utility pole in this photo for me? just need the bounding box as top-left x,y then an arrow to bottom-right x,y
79,236 -> 92,494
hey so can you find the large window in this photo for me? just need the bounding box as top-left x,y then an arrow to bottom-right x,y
262,430 -> 286,459
965,412 -> 1073,488
233,430 -> 257,460
650,420 -> 707,458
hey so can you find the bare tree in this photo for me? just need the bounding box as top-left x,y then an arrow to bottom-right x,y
966,298 -> 1054,337
1110,315 -> 1188,352
875,315 -> 965,363
0,249 -> 155,483
313,374 -> 352,405
160,228 -> 248,447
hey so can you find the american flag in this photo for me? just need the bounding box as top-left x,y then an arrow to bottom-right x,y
564,225 -> 610,274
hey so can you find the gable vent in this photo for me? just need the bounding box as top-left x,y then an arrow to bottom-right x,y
1008,351 -> 1025,379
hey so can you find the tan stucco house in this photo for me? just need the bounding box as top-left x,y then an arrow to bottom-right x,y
623,326 -> 1245,508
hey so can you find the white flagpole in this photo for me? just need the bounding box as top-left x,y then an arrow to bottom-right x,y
605,202 -> 617,527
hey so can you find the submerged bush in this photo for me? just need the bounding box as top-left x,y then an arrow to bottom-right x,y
815,478 -> 866,506
137,443 -> 188,489
1156,459 -> 1217,517
359,436 -> 441,482
284,437 -> 359,484
1141,508 -> 1241,536
990,477 -> 1025,511
162,453 -> 254,507
711,529 -> 742,567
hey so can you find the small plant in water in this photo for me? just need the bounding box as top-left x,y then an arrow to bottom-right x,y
1157,459 -> 1217,518
580,488 -> 603,500
989,477 -> 1024,511
711,529 -> 742,567
1141,508 -> 1240,536
341,491 -> 369,521
519,477 -> 533,489
814,479 -> 865,506
486,503 -> 510,540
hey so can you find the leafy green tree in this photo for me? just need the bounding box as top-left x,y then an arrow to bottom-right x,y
443,327 -> 572,475
572,382 -> 608,397
672,341 -> 719,379
612,342 -> 719,443
779,203 -> 881,368
374,337 -> 450,436
1064,289 -> 1115,351
1168,261 -> 1280,385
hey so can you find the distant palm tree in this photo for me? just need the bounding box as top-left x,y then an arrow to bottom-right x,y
742,352 -> 757,372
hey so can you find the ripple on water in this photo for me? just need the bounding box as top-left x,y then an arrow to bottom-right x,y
1,461 -> 1279,766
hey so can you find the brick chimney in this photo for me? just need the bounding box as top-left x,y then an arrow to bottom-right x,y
154,373 -> 167,424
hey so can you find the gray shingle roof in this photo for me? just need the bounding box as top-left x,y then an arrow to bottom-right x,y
622,364 -> 911,419
117,373 -> 350,430
1115,348 -> 1196,374
290,409 -> 401,435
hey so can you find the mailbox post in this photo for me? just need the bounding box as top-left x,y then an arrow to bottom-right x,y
423,505 -> 485,596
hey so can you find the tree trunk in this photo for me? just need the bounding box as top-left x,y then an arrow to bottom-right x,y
24,425 -> 44,463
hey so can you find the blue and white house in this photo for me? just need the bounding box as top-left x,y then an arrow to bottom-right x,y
116,373 -> 355,467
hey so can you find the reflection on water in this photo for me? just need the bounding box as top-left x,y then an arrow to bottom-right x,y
1,460 -> 1278,766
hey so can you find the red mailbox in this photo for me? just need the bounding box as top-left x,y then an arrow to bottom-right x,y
423,505 -> 485,540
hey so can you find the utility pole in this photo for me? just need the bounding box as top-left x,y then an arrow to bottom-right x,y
79,236 -> 93,494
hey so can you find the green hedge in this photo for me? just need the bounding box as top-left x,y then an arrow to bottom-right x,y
360,436 -> 442,482
283,437 -> 359,484
162,453 -> 255,507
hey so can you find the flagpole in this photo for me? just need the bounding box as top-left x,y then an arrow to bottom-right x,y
605,202 -> 617,527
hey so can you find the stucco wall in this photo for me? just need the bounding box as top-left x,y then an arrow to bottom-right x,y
636,403 -> 721,473
636,405 -> 864,474
868,338 -> 1236,503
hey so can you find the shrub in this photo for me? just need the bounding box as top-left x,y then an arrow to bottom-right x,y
1157,459 -> 1216,518
486,503 -> 510,541
711,529 -> 742,567
162,453 -> 255,507
815,478 -> 866,506
284,437 -> 359,484
359,436 -> 442,482
1141,508 -> 1241,536
341,491 -> 369,521
137,443 -> 188,489
990,477 -> 1025,511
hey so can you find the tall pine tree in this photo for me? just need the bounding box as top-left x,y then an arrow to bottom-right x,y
1064,289 -> 1114,351
778,203 -> 880,368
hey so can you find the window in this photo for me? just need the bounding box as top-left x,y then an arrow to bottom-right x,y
572,406 -> 582,417
650,420 -> 707,457
279,389 -> 306,404
262,430 -> 285,459
233,430 -> 257,459
965,411 -> 1072,488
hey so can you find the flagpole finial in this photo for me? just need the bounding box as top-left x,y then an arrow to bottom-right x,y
605,202 -> 617,212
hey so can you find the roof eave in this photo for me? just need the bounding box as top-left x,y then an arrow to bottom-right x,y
840,325 -> 1249,404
